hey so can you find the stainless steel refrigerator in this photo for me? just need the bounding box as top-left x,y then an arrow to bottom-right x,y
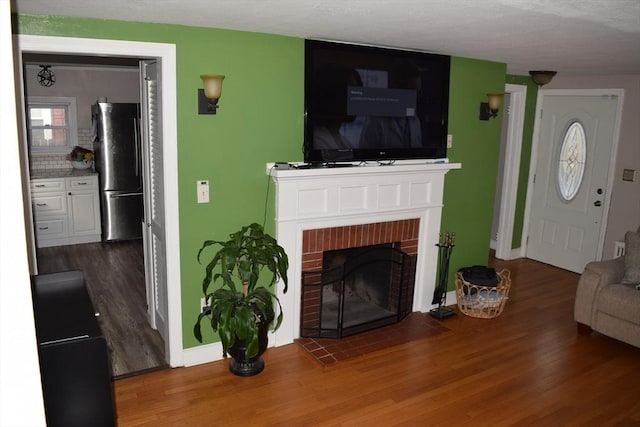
92,102 -> 143,241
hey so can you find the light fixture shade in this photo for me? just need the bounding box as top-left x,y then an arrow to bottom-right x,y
200,74 -> 225,99
486,93 -> 504,111
529,70 -> 557,86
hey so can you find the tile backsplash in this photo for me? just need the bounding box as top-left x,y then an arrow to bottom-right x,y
30,128 -> 94,171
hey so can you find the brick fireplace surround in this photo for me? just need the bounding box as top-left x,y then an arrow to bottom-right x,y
301,219 -> 419,271
267,161 -> 460,348
300,219 -> 419,339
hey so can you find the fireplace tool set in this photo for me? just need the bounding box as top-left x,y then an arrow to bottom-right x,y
429,232 -> 457,320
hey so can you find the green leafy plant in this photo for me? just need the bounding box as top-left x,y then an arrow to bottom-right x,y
194,223 -> 289,360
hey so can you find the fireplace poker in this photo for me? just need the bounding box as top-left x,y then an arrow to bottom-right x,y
429,232 -> 456,320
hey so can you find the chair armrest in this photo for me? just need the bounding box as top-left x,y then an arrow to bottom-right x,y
574,258 -> 625,325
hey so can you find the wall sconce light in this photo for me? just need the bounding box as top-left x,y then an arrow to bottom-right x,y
529,70 -> 557,87
198,74 -> 225,114
479,93 -> 504,120
37,65 -> 56,87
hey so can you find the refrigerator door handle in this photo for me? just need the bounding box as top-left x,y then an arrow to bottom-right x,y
133,118 -> 140,178
109,192 -> 144,198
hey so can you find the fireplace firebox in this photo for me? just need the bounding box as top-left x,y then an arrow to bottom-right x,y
301,243 -> 416,339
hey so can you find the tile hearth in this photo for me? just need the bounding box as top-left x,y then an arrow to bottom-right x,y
295,312 -> 450,366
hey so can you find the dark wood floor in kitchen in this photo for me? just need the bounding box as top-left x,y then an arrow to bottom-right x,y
36,240 -> 167,378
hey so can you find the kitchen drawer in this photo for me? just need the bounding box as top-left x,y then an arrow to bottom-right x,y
34,218 -> 67,238
33,194 -> 67,216
68,176 -> 98,190
31,179 -> 65,193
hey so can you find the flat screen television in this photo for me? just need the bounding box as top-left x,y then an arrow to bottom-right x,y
304,39 -> 451,163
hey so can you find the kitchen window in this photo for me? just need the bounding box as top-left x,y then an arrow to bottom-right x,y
27,96 -> 78,153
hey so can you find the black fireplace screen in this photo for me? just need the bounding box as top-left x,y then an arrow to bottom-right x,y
300,243 -> 416,339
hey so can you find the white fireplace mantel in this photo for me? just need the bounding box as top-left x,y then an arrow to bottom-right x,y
267,161 -> 461,347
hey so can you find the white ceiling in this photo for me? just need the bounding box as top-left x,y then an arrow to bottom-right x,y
14,0 -> 640,76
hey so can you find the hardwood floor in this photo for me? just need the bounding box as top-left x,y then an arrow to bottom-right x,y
36,241 -> 167,378
114,256 -> 640,426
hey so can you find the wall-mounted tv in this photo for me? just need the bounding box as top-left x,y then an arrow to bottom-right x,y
304,39 -> 451,163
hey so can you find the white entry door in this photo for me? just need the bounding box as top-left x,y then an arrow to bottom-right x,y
527,90 -> 622,273
140,59 -> 169,351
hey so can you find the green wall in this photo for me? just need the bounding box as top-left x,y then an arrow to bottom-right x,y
15,14 -> 508,349
442,57 -> 507,284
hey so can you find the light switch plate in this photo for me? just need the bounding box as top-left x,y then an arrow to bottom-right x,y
447,134 -> 453,149
197,180 -> 209,203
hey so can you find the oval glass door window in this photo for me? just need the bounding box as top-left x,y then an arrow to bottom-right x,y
557,121 -> 587,201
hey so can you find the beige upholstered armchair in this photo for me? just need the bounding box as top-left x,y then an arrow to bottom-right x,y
574,229 -> 640,348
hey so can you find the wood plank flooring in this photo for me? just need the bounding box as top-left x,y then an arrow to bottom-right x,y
113,256 -> 640,426
36,241 -> 167,378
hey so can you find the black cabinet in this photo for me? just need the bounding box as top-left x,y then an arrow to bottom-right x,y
32,270 -> 116,427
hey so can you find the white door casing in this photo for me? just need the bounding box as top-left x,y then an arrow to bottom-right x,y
525,89 -> 623,273
1,1 -> 47,422
494,84 -> 527,260
16,35 -> 183,367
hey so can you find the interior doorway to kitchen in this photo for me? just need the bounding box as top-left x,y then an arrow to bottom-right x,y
17,35 -> 182,374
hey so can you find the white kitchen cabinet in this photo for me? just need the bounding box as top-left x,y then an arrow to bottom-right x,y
67,177 -> 101,238
31,178 -> 68,245
31,174 -> 101,248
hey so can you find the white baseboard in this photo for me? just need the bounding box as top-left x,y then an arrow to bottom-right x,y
182,342 -> 224,367
510,247 -> 524,259
430,290 -> 458,307
493,247 -> 524,261
446,289 -> 457,306
182,334 -> 280,367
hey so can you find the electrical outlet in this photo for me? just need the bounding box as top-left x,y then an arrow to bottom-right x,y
447,134 -> 453,149
200,297 -> 208,313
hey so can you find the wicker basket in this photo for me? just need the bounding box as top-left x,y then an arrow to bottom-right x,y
455,269 -> 511,319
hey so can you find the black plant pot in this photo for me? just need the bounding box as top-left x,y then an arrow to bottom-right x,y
227,312 -> 273,377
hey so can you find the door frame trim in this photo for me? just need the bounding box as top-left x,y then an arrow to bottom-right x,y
523,88 -> 625,263
494,84 -> 527,260
15,34 -> 183,368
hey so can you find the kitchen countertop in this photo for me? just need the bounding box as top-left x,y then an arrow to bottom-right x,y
31,169 -> 98,179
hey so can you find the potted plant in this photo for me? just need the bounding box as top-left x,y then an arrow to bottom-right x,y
194,223 -> 288,376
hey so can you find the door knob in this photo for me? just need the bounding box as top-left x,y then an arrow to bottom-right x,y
594,200 -> 602,207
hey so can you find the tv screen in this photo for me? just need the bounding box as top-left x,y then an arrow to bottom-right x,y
304,40 -> 451,163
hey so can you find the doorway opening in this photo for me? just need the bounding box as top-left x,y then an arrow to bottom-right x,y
22,53 -> 163,378
17,35 -> 182,374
